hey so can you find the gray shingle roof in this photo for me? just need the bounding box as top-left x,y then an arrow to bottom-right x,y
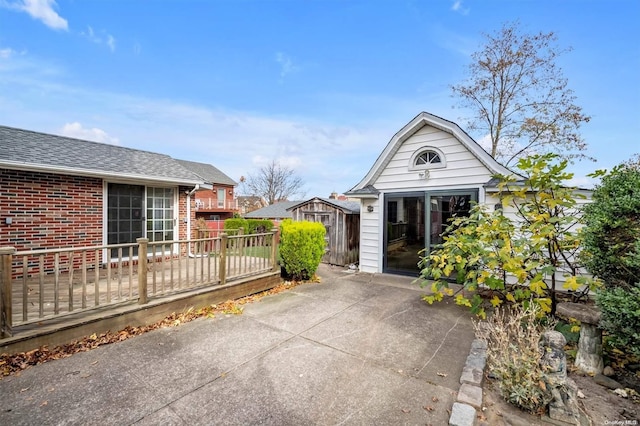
244,201 -> 301,219
287,197 -> 360,214
175,159 -> 236,186
0,125 -> 207,185
345,184 -> 380,197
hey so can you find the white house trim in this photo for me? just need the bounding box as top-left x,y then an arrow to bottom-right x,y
349,112 -> 514,192
347,112 -> 522,275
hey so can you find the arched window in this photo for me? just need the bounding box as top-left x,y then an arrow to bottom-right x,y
416,150 -> 441,165
409,147 -> 446,170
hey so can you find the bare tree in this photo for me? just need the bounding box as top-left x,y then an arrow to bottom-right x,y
242,160 -> 306,204
451,21 -> 591,166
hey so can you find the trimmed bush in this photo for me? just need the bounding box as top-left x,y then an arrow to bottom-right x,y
224,218 -> 274,234
596,284 -> 640,358
279,219 -> 326,280
247,219 -> 274,234
224,218 -> 248,233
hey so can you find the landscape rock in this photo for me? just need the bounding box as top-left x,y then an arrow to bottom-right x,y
614,388 -> 628,398
602,366 -> 615,377
593,373 -> 623,390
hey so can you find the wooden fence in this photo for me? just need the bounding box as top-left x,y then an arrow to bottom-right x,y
0,230 -> 278,338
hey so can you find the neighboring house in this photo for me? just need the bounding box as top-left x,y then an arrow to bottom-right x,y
346,112 -> 516,276
243,201 -> 300,225
288,197 -> 360,266
0,125 -> 224,260
237,195 -> 268,215
176,159 -> 238,221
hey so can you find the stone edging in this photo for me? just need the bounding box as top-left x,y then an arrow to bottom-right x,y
449,338 -> 487,426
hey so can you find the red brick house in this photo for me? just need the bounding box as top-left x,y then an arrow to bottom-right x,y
176,159 -> 238,221
0,125 -> 234,257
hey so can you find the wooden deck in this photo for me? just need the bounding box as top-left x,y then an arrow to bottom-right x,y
10,254 -> 273,326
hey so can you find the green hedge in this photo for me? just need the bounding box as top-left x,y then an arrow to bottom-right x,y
596,284 -> 640,357
224,218 -> 274,234
279,219 -> 326,280
581,161 -> 640,289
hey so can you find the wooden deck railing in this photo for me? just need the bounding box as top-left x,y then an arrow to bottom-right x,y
0,230 -> 279,338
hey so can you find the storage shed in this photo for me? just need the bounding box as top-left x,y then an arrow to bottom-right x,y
288,197 -> 360,266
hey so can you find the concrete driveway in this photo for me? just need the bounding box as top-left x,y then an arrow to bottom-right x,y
0,264 -> 475,425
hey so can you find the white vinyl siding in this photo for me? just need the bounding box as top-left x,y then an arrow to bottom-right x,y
375,125 -> 493,191
359,124 -> 495,273
358,199 -> 380,273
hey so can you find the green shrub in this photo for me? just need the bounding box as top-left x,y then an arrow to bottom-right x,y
475,304 -> 554,414
224,218 -> 248,232
224,218 -> 274,234
246,219 -> 274,234
420,154 -> 597,318
596,284 -> 640,358
581,158 -> 640,289
279,219 -> 326,280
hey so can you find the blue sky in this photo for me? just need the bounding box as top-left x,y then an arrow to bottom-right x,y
1,0 -> 638,198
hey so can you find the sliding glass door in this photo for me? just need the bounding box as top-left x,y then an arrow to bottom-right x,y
107,183 -> 176,258
383,190 -> 477,275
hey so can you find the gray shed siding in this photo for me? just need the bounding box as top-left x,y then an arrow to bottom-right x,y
289,199 -> 360,266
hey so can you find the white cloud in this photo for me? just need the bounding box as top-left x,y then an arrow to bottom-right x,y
60,122 -> 120,145
451,0 -> 470,15
275,52 -> 300,79
0,47 -> 15,59
5,0 -> 68,31
81,26 -> 116,52
106,35 -> 116,52
0,54 -> 411,196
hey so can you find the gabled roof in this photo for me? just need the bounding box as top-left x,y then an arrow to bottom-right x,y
0,125 -> 207,186
287,197 -> 361,214
244,201 -> 301,219
175,159 -> 237,186
347,112 -> 516,195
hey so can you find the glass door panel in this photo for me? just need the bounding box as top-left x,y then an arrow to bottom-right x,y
107,183 -> 144,257
384,190 -> 477,276
384,194 -> 425,275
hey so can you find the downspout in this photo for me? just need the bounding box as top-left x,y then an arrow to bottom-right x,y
186,185 -> 200,257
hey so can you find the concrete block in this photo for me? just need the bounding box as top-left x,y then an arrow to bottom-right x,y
471,339 -> 487,351
465,353 -> 486,370
457,383 -> 483,409
449,402 -> 476,426
460,366 -> 483,386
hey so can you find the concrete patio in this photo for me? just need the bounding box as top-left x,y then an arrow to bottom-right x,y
0,263 -> 476,425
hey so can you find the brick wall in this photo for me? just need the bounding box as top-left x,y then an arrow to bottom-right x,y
177,186 -> 194,256
0,169 -> 103,252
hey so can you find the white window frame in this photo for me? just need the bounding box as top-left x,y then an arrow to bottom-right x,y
408,146 -> 447,171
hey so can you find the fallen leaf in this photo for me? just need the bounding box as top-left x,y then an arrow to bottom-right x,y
20,387 -> 29,392
401,408 -> 410,413
431,396 -> 439,402
436,372 -> 448,377
423,406 -> 434,411
40,401 -> 48,406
